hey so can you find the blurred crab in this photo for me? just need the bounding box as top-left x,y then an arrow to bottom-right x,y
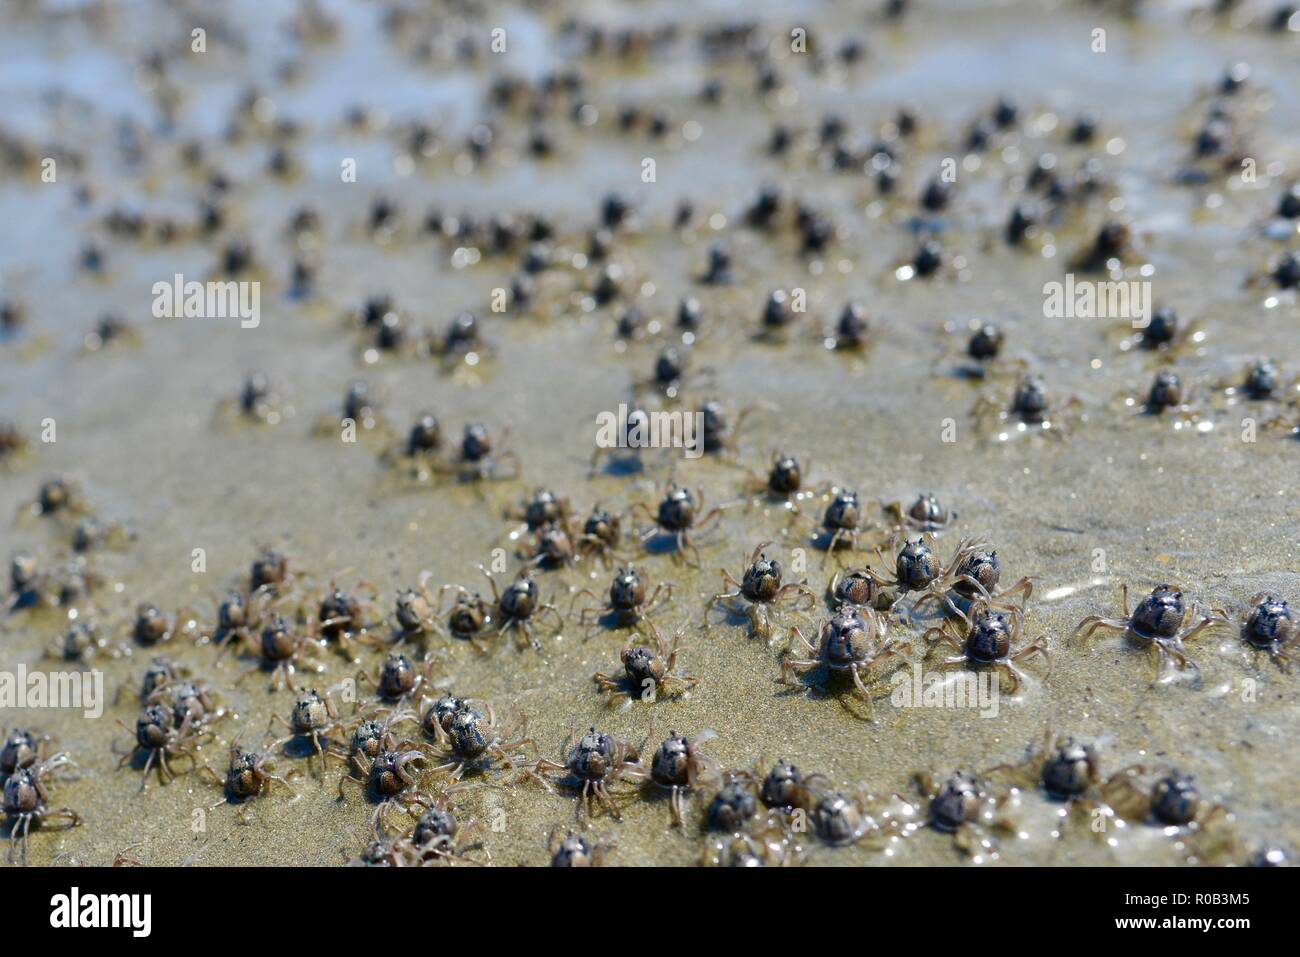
1075,583 -> 1229,680
573,565 -> 671,637
705,541 -> 815,642
780,607 -> 913,716
593,624 -> 697,706
524,726 -> 648,820
973,374 -> 1084,440
1233,591 -> 1297,670
922,600 -> 1051,694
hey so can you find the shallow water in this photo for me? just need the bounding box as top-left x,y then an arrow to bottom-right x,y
1,0 -> 1298,866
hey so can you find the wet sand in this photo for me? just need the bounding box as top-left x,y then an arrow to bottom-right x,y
1,0 -> 1298,866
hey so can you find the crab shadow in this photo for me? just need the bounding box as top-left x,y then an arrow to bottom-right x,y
580,610 -> 643,640
774,665 -> 896,723
704,602 -> 752,630
280,734 -> 339,762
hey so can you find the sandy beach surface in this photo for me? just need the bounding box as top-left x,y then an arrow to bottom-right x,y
1,0 -> 1298,866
